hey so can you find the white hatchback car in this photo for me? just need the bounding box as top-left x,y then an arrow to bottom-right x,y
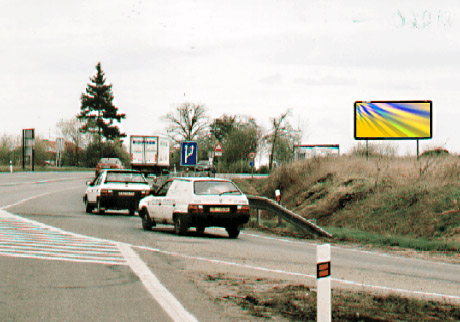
138,177 -> 250,238
84,169 -> 151,215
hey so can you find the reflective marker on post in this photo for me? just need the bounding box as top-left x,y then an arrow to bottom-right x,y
317,244 -> 331,322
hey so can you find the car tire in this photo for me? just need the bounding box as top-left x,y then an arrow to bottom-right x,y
97,198 -> 105,215
140,209 -> 153,231
174,214 -> 188,236
85,197 -> 94,214
226,226 -> 240,239
196,225 -> 205,235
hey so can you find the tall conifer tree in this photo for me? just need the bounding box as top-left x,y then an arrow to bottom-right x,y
78,62 -> 126,141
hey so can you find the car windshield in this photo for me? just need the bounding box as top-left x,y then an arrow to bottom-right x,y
105,172 -> 147,183
194,181 -> 241,195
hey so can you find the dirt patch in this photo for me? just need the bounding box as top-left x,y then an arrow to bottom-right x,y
192,273 -> 460,321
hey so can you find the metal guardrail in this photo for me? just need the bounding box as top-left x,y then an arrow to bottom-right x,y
247,195 -> 333,239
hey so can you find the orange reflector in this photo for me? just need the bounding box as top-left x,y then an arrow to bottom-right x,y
317,261 -> 331,279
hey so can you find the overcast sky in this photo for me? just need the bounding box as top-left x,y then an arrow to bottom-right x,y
1,0 -> 459,156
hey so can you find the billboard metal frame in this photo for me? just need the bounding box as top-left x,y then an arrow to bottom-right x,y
354,100 -> 432,140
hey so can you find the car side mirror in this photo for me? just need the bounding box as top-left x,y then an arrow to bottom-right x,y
86,181 -> 93,186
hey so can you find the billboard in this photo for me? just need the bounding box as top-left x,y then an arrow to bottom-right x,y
354,101 -> 432,140
294,145 -> 339,160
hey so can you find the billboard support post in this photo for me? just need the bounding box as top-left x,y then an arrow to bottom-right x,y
416,139 -> 419,161
366,140 -> 369,161
354,101 -> 432,159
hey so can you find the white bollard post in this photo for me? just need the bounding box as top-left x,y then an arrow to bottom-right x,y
9,160 -> 13,173
317,244 -> 331,322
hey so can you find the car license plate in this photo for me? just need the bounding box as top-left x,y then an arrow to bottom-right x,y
210,207 -> 230,213
119,192 -> 135,196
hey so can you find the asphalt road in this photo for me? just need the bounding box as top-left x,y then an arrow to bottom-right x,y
0,171 -> 459,321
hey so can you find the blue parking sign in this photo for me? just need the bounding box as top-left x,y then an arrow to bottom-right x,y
181,141 -> 198,166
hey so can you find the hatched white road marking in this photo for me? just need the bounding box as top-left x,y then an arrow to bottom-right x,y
0,210 -> 127,266
0,210 -> 198,321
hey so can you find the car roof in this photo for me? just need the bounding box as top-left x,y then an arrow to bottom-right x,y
102,169 -> 141,173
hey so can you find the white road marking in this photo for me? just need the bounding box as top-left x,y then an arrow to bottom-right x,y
132,244 -> 460,303
0,211 -> 127,265
243,232 -> 460,268
118,243 -> 198,322
0,176 -> 89,187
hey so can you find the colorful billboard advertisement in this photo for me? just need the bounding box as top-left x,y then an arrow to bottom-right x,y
354,101 -> 432,139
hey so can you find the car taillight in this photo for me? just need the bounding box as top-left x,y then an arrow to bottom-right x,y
188,204 -> 204,214
140,190 -> 149,197
237,205 -> 250,214
101,189 -> 114,196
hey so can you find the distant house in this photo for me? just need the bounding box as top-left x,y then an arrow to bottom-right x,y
42,140 -> 57,165
294,144 -> 340,160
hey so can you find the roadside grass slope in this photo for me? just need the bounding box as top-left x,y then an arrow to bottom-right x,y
237,155 -> 460,253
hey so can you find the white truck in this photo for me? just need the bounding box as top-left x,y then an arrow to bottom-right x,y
129,135 -> 170,175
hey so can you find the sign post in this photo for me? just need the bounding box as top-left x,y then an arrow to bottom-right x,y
213,143 -> 223,173
56,138 -> 65,167
249,152 -> 256,180
317,244 -> 331,322
22,129 -> 35,171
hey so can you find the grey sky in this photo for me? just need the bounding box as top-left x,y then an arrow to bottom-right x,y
1,0 -> 459,156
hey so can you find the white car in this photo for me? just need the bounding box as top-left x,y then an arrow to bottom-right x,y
84,169 -> 151,215
138,177 -> 250,238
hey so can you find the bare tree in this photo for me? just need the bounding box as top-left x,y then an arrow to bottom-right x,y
57,118 -> 88,165
265,110 -> 302,170
164,102 -> 209,144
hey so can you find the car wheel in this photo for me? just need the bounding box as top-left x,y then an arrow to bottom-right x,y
85,197 -> 94,214
140,209 -> 153,231
174,214 -> 188,236
226,226 -> 240,239
196,225 -> 205,235
97,198 -> 105,215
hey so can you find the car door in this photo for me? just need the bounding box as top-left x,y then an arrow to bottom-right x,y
148,180 -> 174,221
159,181 -> 181,221
87,174 -> 103,203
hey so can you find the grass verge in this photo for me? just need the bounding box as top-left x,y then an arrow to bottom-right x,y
201,274 -> 460,322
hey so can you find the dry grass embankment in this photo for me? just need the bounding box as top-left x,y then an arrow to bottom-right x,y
237,155 -> 460,253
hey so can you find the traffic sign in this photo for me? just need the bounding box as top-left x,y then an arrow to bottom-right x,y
214,143 -> 223,157
180,141 -> 198,166
249,152 -> 256,159
214,143 -> 223,152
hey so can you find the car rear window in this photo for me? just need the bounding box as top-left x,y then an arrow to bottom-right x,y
105,172 -> 147,183
194,181 -> 241,195
99,158 -> 122,166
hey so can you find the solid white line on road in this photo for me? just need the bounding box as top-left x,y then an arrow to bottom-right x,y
243,232 -> 460,268
117,242 -> 198,322
0,176 -> 89,187
132,244 -> 460,303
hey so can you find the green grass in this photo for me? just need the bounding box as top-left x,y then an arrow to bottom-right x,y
326,226 -> 460,253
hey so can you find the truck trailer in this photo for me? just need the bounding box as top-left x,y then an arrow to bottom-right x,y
129,135 -> 170,175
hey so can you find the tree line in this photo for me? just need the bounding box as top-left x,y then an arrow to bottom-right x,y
1,62 -> 302,172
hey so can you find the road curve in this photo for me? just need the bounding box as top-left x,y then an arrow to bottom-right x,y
0,172 -> 459,321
